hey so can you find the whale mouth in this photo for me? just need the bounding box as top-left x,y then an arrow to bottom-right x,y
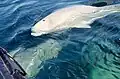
31,29 -> 48,36
31,32 -> 47,36
31,33 -> 41,36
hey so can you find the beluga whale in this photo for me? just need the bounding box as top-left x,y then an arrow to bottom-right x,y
31,4 -> 120,36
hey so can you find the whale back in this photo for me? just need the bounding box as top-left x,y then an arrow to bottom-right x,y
31,4 -> 120,36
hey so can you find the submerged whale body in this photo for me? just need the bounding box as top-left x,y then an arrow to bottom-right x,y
31,4 -> 120,36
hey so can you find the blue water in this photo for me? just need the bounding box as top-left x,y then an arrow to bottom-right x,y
0,0 -> 120,79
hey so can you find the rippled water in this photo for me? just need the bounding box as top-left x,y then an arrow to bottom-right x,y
0,0 -> 120,79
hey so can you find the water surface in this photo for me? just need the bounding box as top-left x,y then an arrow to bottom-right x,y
0,0 -> 120,79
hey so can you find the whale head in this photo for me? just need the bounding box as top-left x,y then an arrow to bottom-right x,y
31,16 -> 54,36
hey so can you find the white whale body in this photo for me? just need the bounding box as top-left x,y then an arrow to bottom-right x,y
31,4 -> 120,36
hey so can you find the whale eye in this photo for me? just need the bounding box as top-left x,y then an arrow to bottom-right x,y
43,20 -> 45,21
